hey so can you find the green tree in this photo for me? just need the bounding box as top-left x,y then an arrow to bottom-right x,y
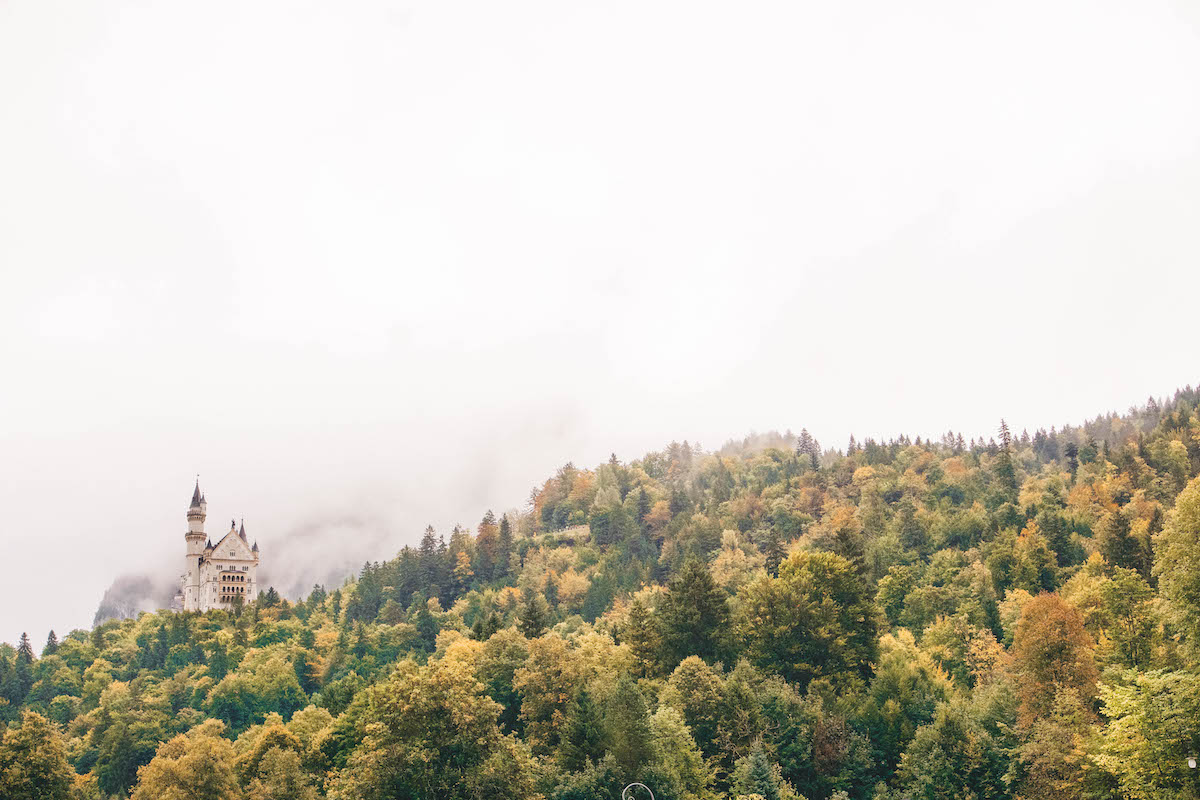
1154,475 -> 1200,650
0,711 -> 75,800
497,514 -> 514,580
1097,509 -> 1147,575
623,597 -> 662,677
558,688 -> 606,772
737,550 -> 879,690
518,590 -> 551,639
130,719 -> 241,800
246,747 -> 318,800
895,698 -> 1012,800
327,656 -> 540,800
603,674 -> 654,782
659,560 -> 730,667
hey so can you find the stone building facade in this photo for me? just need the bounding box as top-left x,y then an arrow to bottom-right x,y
178,482 -> 260,612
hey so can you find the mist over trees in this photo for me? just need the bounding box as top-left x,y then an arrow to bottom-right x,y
5,387 -> 1200,798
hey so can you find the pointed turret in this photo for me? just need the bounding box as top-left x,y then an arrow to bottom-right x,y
239,519 -> 248,542
252,540 -> 259,552
190,481 -> 203,508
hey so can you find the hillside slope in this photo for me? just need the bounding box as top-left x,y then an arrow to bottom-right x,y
4,387 -> 1200,799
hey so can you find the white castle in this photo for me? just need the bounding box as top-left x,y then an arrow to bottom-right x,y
177,481 -> 260,612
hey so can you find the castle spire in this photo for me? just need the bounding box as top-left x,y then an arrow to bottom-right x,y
239,519 -> 248,542
190,479 -> 203,508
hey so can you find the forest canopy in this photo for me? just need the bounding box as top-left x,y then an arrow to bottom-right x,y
5,388 -> 1200,799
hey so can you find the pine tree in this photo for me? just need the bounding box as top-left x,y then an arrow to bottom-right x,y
743,740 -> 782,800
518,589 -> 551,639
636,487 -> 651,527
475,511 -> 499,581
604,674 -> 654,781
995,419 -> 1018,499
558,689 -> 607,771
418,525 -> 439,588
206,640 -> 230,682
624,597 -> 663,676
13,633 -> 33,702
497,514 -> 514,579
1063,442 -> 1079,481
41,631 -> 58,657
764,528 -> 786,577
660,560 -> 730,666
414,596 -> 439,650
1098,509 -> 1148,576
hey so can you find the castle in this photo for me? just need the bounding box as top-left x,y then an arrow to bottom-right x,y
177,481 -> 260,613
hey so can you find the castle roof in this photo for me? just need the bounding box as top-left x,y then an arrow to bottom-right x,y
190,481 -> 203,508
239,519 -> 247,542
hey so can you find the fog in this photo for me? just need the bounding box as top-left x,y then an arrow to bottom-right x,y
2,0 -> 1199,644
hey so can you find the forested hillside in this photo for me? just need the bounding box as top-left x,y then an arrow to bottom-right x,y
6,388 -> 1200,799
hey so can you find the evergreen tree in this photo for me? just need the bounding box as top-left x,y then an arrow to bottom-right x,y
624,597 -> 663,677
994,419 -> 1018,499
475,511 -> 499,582
741,740 -> 782,800
1064,442 -> 1079,481
419,525 -> 440,588
604,674 -> 654,781
41,631 -> 58,657
636,487 -> 652,527
1098,509 -> 1147,575
764,528 -> 786,577
518,590 -> 551,639
414,596 -> 439,650
558,689 -> 607,771
497,514 -> 514,579
660,560 -> 730,667
207,640 -> 230,682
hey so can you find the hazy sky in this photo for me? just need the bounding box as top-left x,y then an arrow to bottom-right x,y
2,0 -> 1199,644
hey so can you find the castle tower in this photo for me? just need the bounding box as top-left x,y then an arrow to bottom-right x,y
183,480 -> 207,611
177,480 -> 262,613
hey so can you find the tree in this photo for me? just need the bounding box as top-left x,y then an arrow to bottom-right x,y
131,719 -> 241,800
328,654 -> 540,800
419,525 -> 440,588
659,560 -> 730,667
623,597 -> 662,677
558,688 -> 606,772
1010,593 -> 1097,727
1097,509 -> 1147,576
732,740 -> 782,800
475,511 -> 500,582
518,590 -> 551,639
895,698 -> 1012,800
1154,475 -> 1200,650
452,549 -> 475,595
737,550 -> 879,690
994,419 -> 1018,500
415,596 -> 440,650
0,711 -> 75,800
635,487 -> 652,527
42,631 -> 58,657
603,673 -> 654,782
764,528 -> 786,577
497,514 -> 514,579
1095,670 -> 1200,799
796,428 -> 821,470
246,747 -> 317,800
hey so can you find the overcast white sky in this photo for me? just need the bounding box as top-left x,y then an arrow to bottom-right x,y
1,0 -> 1199,644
